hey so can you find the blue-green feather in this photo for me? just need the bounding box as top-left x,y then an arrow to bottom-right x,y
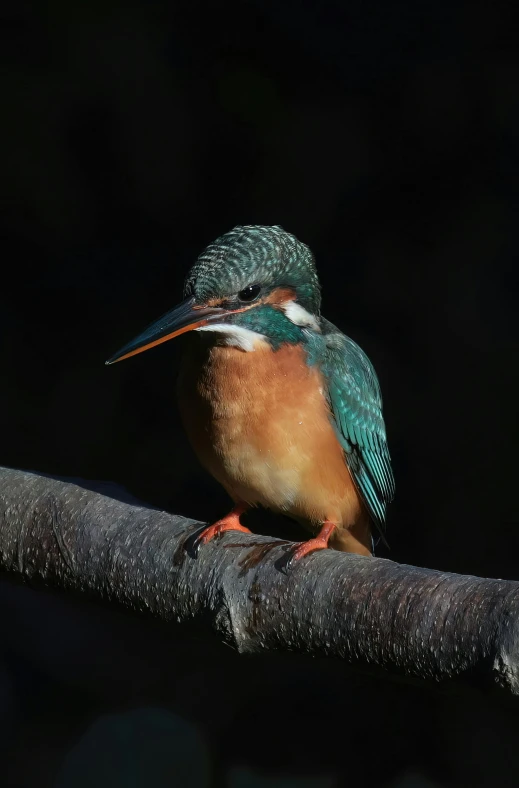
319,318 -> 395,544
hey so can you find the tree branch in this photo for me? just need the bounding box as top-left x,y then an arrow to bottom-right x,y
1,466 -> 518,695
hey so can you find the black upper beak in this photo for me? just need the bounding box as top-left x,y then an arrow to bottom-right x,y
105,296 -> 226,365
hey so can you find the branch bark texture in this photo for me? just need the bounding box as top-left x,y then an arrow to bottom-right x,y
1,466 -> 519,695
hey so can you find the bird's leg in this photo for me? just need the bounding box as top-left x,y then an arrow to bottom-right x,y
195,502 -> 252,547
287,520 -> 337,567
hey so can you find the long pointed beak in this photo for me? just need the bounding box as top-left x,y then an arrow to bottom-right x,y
105,296 -> 226,364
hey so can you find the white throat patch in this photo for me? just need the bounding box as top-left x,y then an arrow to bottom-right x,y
196,323 -> 267,352
280,300 -> 320,331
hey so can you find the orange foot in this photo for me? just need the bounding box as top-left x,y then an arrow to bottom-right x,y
195,503 -> 252,550
287,520 -> 336,569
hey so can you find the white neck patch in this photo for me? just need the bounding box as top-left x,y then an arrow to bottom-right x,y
196,323 -> 267,352
280,300 -> 320,331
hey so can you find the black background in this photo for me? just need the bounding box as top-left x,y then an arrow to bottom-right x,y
1,1 -> 518,786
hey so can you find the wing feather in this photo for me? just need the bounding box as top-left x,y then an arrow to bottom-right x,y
321,319 -> 395,542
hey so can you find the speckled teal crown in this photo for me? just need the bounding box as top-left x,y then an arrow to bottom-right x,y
183,225 -> 321,314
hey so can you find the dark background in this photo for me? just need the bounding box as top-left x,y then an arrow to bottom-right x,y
1,1 -> 518,786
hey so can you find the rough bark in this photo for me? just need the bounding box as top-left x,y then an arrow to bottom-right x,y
1,466 -> 518,695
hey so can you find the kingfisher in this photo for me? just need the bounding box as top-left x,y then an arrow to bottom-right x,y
107,226 -> 394,562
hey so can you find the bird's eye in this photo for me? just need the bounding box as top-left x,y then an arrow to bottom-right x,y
238,284 -> 262,302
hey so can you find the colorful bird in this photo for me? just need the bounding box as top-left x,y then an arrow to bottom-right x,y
107,226 -> 394,562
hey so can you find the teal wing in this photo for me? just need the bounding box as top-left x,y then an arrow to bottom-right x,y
320,319 -> 395,542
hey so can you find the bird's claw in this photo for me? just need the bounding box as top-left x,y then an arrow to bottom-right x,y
286,536 -> 329,571
194,519 -> 252,554
285,520 -> 337,571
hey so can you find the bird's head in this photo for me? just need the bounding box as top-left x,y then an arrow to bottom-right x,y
107,225 -> 322,363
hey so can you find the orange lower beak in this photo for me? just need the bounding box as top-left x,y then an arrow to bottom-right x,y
105,296 -> 226,364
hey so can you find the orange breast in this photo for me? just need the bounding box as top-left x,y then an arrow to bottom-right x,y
177,337 -> 371,553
